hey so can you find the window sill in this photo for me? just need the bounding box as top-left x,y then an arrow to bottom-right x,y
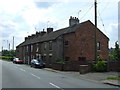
97,50 -> 101,52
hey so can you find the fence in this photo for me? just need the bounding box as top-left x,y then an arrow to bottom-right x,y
107,61 -> 120,72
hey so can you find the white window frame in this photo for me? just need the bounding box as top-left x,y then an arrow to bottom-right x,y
36,43 -> 39,52
31,45 -> 33,52
44,42 -> 47,50
49,41 -> 52,50
97,42 -> 100,50
26,45 -> 28,52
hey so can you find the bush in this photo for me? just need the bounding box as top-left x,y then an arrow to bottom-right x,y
55,58 -> 65,65
55,58 -> 65,71
0,56 -> 13,61
92,56 -> 107,72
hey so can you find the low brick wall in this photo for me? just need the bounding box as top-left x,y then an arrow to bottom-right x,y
51,60 -> 92,71
107,61 -> 120,72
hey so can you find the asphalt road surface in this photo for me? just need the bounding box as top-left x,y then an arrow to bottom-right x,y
2,60 -> 117,89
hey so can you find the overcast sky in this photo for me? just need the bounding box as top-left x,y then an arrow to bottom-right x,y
0,0 -> 119,51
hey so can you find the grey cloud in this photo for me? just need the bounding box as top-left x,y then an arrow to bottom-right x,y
35,2 -> 56,9
0,23 -> 14,29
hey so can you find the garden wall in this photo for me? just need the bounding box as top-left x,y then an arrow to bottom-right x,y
107,61 -> 120,72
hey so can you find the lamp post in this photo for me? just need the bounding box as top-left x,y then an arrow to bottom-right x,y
3,40 -> 8,50
78,10 -> 81,20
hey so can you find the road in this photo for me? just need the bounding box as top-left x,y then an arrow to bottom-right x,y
1,60 -> 117,89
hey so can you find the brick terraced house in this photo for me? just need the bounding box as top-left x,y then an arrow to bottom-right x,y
16,16 -> 109,71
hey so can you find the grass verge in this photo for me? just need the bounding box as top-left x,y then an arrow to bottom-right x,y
106,76 -> 120,80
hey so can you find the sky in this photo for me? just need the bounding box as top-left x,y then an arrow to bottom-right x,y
0,0 -> 119,51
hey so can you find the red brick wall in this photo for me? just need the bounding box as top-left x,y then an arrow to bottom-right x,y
64,21 -> 109,63
108,61 -> 120,71
96,29 -> 109,60
52,61 -> 92,71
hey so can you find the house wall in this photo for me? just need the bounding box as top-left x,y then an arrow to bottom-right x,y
16,47 -> 19,58
40,36 -> 64,67
16,46 -> 23,60
64,21 -> 109,63
17,35 -> 64,66
96,29 -> 109,60
16,21 -> 109,71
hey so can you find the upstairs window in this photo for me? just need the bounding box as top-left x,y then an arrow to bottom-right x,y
44,42 -> 47,50
31,45 -> 33,52
26,45 -> 28,52
97,42 -> 100,50
36,43 -> 39,52
64,40 -> 69,46
49,41 -> 52,50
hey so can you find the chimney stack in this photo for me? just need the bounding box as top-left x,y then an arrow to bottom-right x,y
25,37 -> 28,41
31,34 -> 36,38
47,28 -> 53,34
69,16 -> 79,26
40,29 -> 46,36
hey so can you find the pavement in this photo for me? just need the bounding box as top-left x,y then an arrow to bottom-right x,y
43,68 -> 120,87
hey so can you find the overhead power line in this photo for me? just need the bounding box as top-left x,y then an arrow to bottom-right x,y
80,4 -> 94,21
98,10 -> 106,32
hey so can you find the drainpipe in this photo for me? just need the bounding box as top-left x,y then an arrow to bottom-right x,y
62,35 -> 64,60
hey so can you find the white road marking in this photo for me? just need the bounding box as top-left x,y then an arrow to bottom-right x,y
49,82 -> 61,89
30,73 -> 41,79
20,68 -> 26,72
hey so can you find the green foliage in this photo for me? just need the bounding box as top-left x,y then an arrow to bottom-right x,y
106,76 -> 120,80
114,42 -> 120,61
0,50 -> 16,61
92,56 -> 107,72
0,56 -> 13,61
97,56 -> 104,61
56,58 -> 65,71
109,41 -> 120,61
2,50 -> 16,57
56,58 -> 65,65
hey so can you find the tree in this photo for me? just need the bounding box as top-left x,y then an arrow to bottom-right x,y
114,41 -> 120,61
109,41 -> 120,61
2,50 -> 16,57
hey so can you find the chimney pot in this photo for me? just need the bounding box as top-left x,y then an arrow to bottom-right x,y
69,16 -> 79,26
47,28 -> 53,34
25,37 -> 28,41
40,31 -> 46,36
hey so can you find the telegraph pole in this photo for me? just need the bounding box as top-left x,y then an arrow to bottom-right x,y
2,46 -> 3,51
9,43 -> 10,51
94,0 -> 97,61
7,40 -> 8,50
13,36 -> 14,51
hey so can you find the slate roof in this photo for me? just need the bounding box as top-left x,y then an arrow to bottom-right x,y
17,20 -> 85,47
17,20 -> 109,47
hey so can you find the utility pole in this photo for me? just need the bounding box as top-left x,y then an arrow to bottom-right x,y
94,0 -> 97,61
2,46 -> 3,51
7,40 -> 8,50
9,43 -> 10,51
13,36 -> 14,51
